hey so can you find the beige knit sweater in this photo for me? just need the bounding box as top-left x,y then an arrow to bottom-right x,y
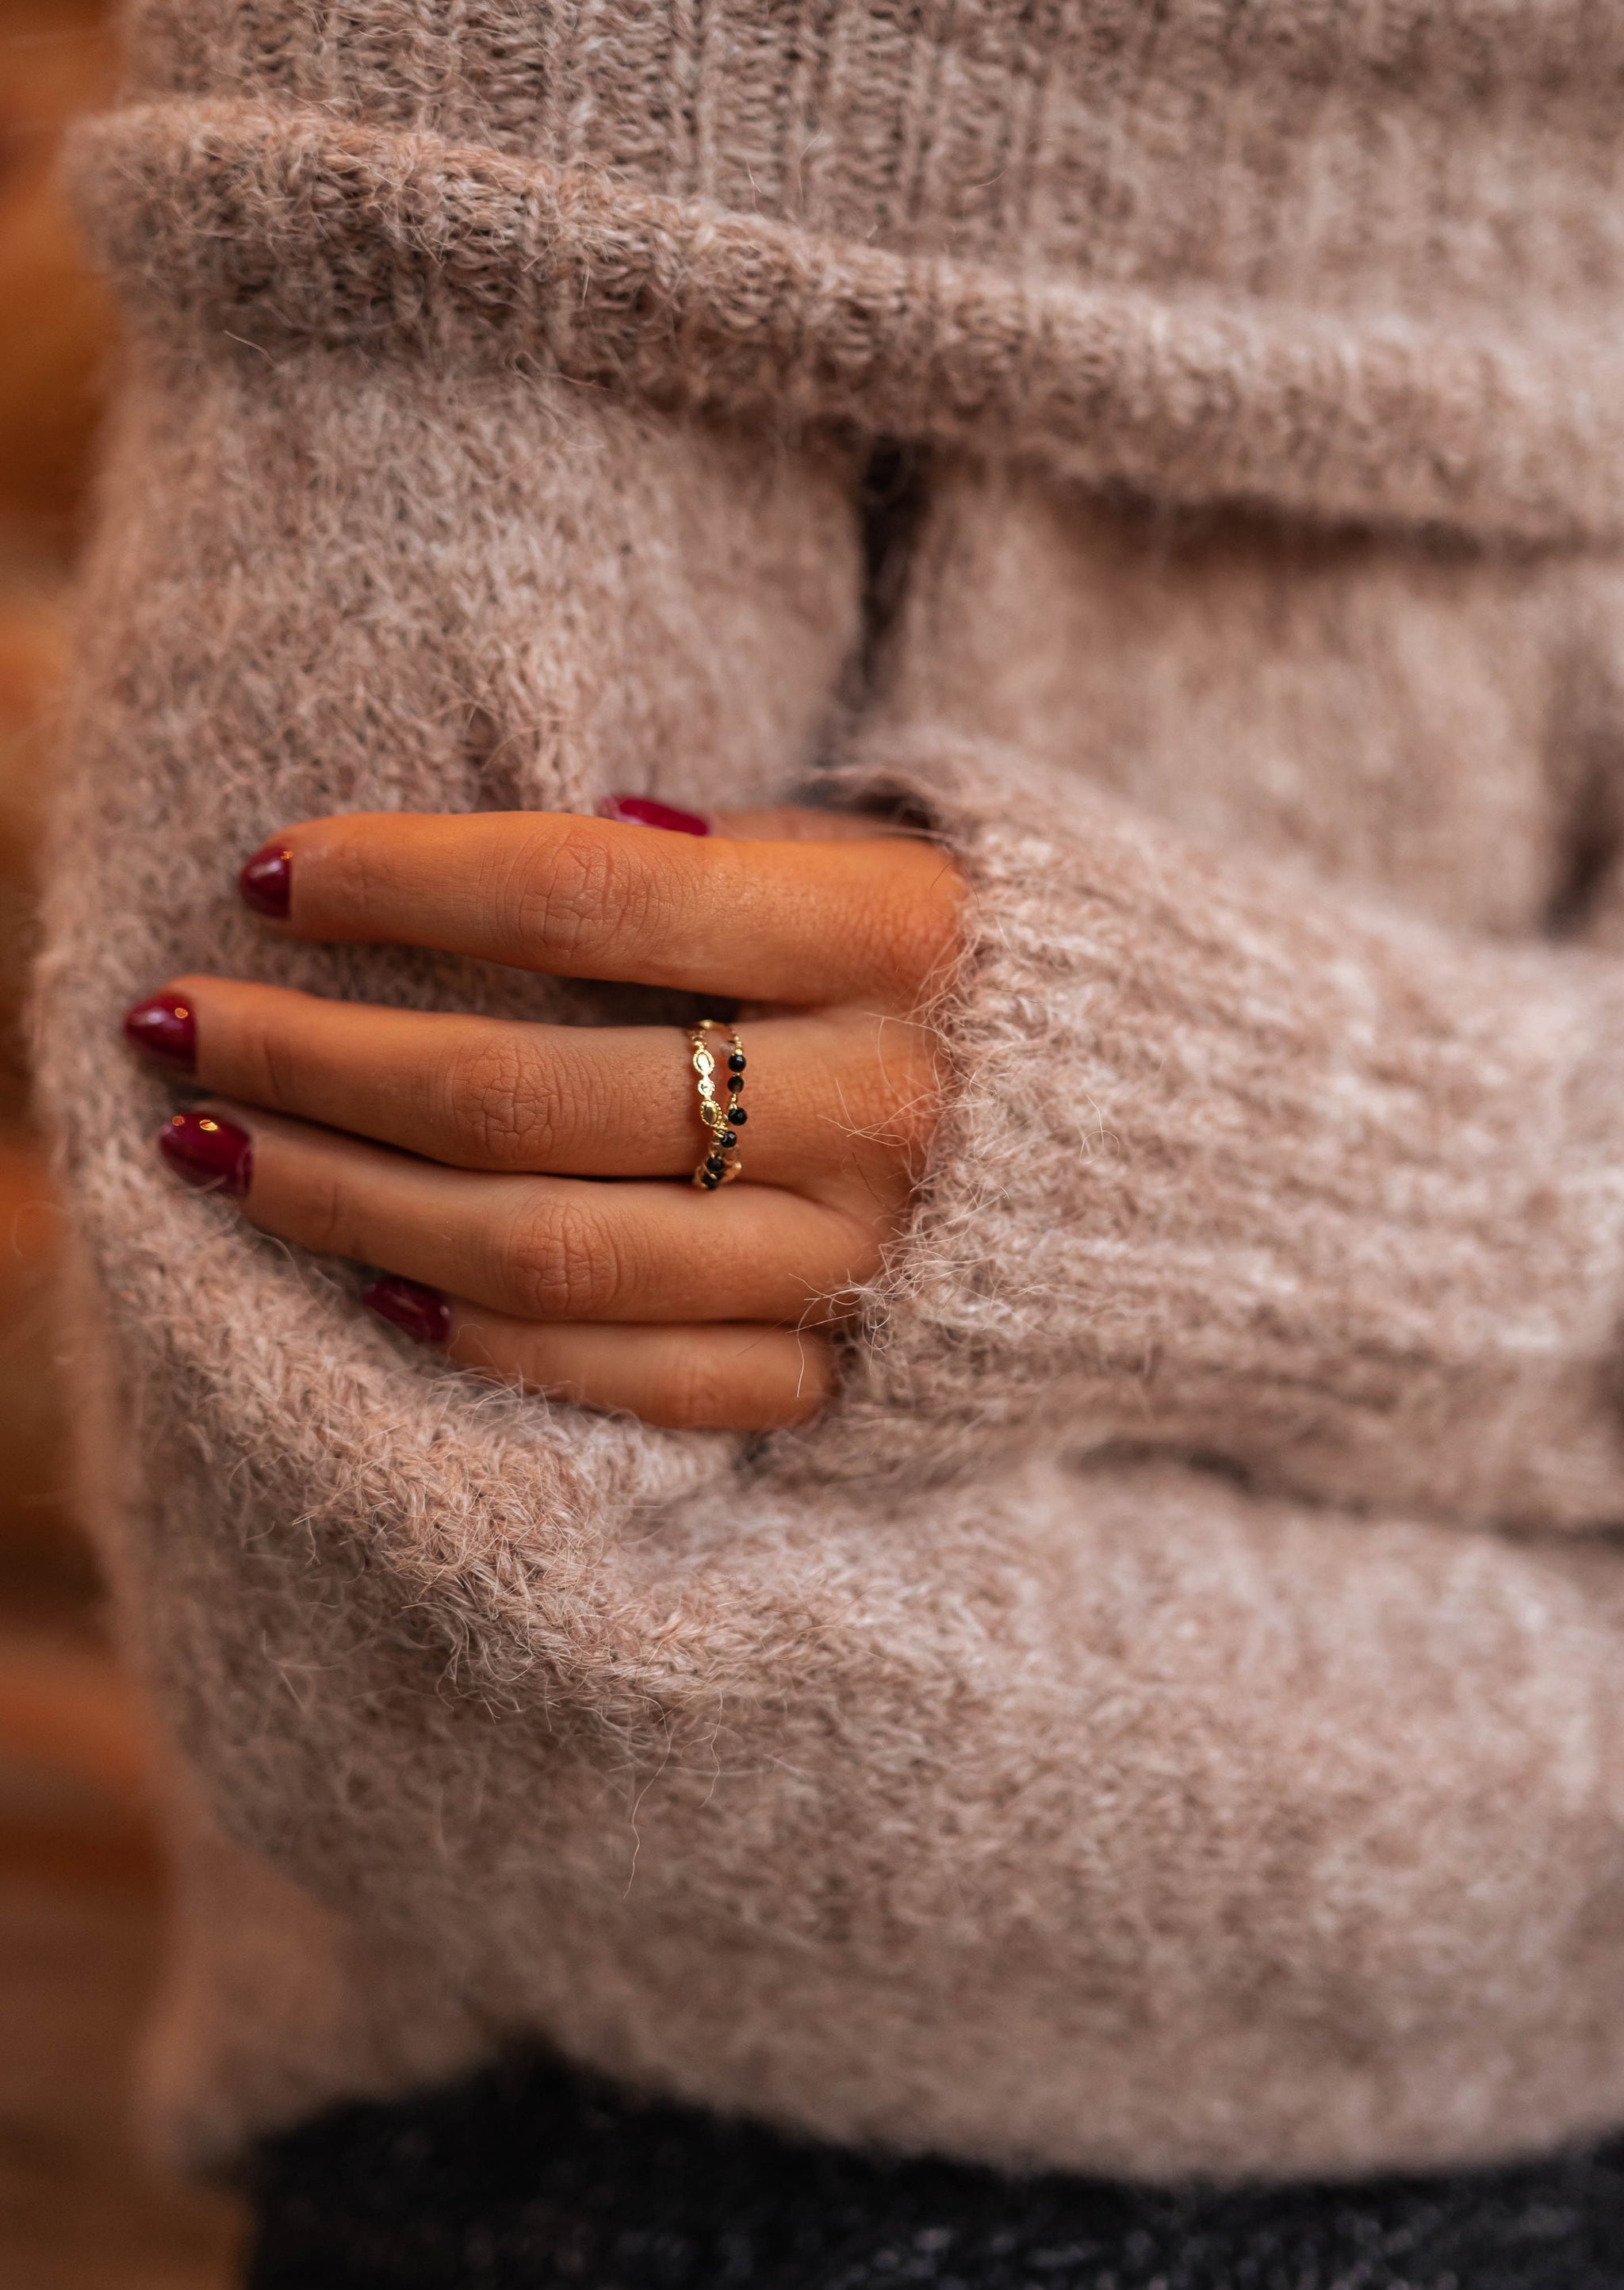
44,0 -> 1624,2182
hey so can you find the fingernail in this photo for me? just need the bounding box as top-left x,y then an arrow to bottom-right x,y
157,1109 -> 252,1197
239,843 -> 292,917
363,1273 -> 451,1347
596,794 -> 710,837
124,993 -> 196,1073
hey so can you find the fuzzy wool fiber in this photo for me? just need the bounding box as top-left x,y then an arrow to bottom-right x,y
41,0 -> 1624,2183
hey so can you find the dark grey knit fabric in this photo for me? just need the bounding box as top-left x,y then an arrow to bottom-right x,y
247,2054 -> 1624,2289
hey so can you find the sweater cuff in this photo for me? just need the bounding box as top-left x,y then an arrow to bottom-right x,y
811,733 -> 1624,1530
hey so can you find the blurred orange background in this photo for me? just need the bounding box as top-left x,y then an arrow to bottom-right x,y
0,5 -> 247,2281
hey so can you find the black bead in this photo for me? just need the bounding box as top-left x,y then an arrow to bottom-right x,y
718,1130 -> 737,1149
727,1051 -> 746,1073
699,1171 -> 721,1189
704,1153 -> 726,1176
729,1105 -> 748,1125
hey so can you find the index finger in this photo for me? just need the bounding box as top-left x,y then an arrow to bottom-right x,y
240,810 -> 964,1009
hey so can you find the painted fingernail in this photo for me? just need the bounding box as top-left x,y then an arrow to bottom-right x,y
239,843 -> 292,917
596,794 -> 710,836
124,993 -> 196,1073
363,1273 -> 451,1347
157,1109 -> 252,1197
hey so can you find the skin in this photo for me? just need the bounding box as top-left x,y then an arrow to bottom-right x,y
151,804 -> 967,1430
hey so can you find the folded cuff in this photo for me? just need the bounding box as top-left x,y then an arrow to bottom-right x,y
811,734 -> 1624,1530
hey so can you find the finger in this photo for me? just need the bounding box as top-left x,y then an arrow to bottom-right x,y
155,978 -> 940,1199
368,1282 -> 837,1430
242,810 -> 963,1010
162,1101 -> 882,1323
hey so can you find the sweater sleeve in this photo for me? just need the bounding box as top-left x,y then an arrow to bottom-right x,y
818,733 -> 1624,1532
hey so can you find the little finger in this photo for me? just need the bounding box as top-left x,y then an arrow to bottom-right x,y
364,1277 -> 837,1430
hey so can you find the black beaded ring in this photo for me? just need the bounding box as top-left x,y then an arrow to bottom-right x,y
687,1019 -> 748,1191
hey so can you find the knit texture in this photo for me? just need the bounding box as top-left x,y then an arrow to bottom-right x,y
41,0 -> 1624,2184
823,733 -> 1624,1526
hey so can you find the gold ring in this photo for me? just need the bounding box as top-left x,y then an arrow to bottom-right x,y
688,1019 -> 748,1190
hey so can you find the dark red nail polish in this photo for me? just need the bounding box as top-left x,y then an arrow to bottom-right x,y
157,1109 -> 252,1197
596,794 -> 710,837
363,1274 -> 451,1347
239,843 -> 292,917
124,993 -> 197,1073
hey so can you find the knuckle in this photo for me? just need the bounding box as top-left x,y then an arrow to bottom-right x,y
662,1332 -> 835,1430
868,1023 -> 945,1163
441,1034 -> 555,1169
289,1153 -> 357,1259
660,1344 -> 738,1430
817,1206 -> 887,1296
830,1017 -> 944,1182
871,853 -> 966,1004
504,1191 -> 625,1320
772,1335 -> 838,1425
216,986 -> 302,1109
324,821 -> 397,913
259,1005 -> 326,1115
509,823 -> 668,967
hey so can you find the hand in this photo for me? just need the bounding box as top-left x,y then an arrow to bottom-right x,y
126,802 -> 966,1430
